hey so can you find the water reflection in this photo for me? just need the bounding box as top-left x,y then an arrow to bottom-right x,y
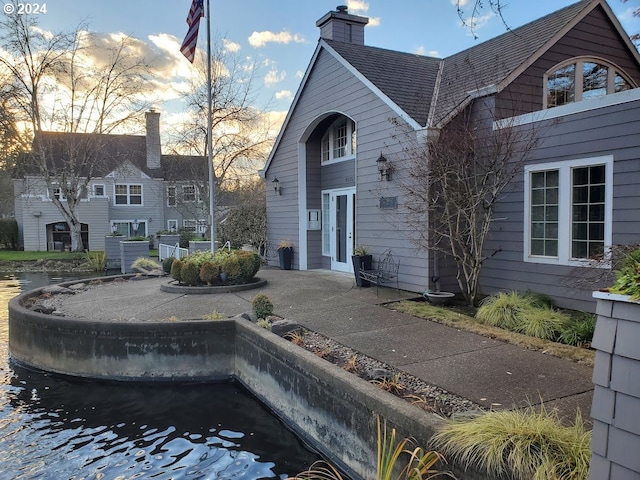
0,272 -> 321,479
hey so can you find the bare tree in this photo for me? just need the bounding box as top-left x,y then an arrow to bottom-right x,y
1,4 -> 153,251
398,99 -> 541,306
167,36 -> 272,187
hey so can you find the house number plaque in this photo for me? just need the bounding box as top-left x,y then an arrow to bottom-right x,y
379,196 -> 398,209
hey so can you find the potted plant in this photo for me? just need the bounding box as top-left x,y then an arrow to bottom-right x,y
277,239 -> 294,270
352,245 -> 372,287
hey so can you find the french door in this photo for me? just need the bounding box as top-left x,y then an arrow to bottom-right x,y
323,188 -> 355,272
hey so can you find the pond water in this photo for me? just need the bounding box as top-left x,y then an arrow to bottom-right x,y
0,271 -> 321,479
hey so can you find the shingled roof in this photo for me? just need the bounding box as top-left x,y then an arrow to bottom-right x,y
324,39 -> 441,127
322,0 -> 599,128
24,131 -> 205,181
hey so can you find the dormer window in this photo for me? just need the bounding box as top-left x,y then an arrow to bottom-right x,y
321,118 -> 356,164
545,57 -> 634,108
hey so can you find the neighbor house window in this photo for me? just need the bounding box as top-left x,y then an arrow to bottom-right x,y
167,186 -> 176,207
321,118 -> 356,164
545,58 -> 635,108
115,184 -> 142,205
93,184 -> 105,197
182,185 -> 196,202
167,219 -> 178,232
524,156 -> 612,266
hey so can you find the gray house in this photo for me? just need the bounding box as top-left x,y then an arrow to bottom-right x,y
262,0 -> 640,312
14,111 -> 211,251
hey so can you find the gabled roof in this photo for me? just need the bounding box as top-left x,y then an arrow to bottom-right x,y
264,0 -> 640,174
23,131 -> 206,182
324,39 -> 441,127
432,0 -> 603,126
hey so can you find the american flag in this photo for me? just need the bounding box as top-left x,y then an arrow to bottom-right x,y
180,0 -> 204,63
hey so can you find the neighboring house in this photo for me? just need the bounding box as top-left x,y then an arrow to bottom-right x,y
261,0 -> 640,311
14,111 -> 213,251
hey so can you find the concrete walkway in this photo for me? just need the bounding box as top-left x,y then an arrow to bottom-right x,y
58,267 -> 594,422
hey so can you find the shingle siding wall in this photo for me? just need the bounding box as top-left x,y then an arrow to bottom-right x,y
590,295 -> 640,479
482,97 -> 640,312
266,48 -> 429,290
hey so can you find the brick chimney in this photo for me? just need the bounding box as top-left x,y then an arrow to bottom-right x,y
316,5 -> 369,45
145,109 -> 161,169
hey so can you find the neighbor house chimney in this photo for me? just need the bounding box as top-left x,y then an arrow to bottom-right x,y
316,5 -> 369,45
145,109 -> 161,169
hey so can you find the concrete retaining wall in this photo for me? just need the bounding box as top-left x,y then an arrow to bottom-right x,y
590,292 -> 640,479
9,281 -> 490,480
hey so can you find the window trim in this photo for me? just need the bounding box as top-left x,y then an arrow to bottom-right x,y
523,155 -> 613,267
167,186 -> 176,207
114,183 -> 143,206
320,118 -> 356,165
93,184 -> 105,197
544,56 -> 636,109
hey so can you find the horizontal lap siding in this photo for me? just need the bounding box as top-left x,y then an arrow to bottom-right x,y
482,98 -> 640,312
267,48 -> 429,289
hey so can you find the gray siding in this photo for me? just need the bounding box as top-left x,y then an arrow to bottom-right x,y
266,47 -> 429,290
482,96 -> 640,312
498,6 -> 640,117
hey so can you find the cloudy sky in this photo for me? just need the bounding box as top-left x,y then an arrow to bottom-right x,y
8,0 -> 640,139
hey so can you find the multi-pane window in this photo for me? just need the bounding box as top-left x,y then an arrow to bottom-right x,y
333,121 -> 348,158
572,165 -> 605,259
321,118 -> 356,163
93,185 -> 105,197
167,186 -> 176,207
115,184 -> 142,205
547,64 -> 575,108
182,185 -> 196,202
525,156 -> 612,266
546,59 -> 636,108
530,170 -> 559,257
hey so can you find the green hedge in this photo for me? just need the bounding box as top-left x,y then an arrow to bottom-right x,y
0,218 -> 19,250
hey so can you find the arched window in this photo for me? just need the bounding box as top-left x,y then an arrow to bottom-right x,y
321,118 -> 356,164
545,57 -> 634,108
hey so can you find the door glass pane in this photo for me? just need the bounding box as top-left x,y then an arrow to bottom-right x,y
336,195 -> 347,263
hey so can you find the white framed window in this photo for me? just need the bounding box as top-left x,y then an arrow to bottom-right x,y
524,155 -> 613,266
167,186 -> 176,207
183,219 -> 207,234
48,184 -> 88,201
545,57 -> 634,109
321,118 -> 356,164
182,185 -> 196,202
167,219 -> 178,232
115,184 -> 143,205
111,220 -> 147,237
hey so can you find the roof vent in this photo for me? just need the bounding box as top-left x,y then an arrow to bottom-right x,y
336,5 -> 348,13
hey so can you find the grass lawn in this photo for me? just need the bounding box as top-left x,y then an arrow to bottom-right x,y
389,300 -> 595,367
0,250 -> 88,261
0,250 -> 159,261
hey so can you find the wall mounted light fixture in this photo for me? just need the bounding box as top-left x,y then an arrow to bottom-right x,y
272,177 -> 281,195
377,153 -> 392,181
132,218 -> 139,235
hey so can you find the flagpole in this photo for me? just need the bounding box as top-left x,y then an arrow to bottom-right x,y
206,0 -> 216,254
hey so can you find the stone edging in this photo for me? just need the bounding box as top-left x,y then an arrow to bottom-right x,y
160,278 -> 267,294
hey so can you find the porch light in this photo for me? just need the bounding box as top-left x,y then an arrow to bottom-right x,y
377,153 -> 392,181
112,223 -> 118,234
272,177 -> 281,195
132,218 -> 139,235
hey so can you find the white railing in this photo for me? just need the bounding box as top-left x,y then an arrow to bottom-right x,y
158,243 -> 188,261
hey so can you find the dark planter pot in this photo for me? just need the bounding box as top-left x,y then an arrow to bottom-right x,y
352,254 -> 372,287
278,247 -> 293,270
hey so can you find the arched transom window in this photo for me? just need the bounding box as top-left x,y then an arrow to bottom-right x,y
321,118 -> 356,164
545,57 -> 635,108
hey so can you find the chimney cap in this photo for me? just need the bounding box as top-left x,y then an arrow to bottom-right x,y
336,5 -> 347,13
